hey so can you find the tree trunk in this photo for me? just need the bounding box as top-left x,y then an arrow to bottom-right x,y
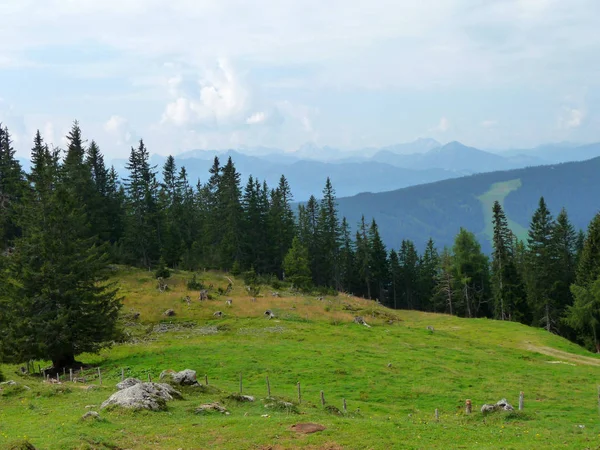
52,353 -> 75,370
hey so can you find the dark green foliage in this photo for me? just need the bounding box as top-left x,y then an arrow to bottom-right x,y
0,369 -> 4,382
155,258 -> 171,279
525,197 -> 559,331
575,213 -> 600,287
0,124 -> 26,250
491,201 -> 527,322
186,274 -> 205,290
452,228 -> 490,318
283,236 -> 312,290
0,130 -> 122,368
123,140 -> 160,268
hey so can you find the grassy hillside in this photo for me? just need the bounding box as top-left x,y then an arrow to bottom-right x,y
336,157 -> 600,252
2,267 -> 600,449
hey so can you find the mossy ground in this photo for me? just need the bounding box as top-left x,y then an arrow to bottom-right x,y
1,267 -> 600,449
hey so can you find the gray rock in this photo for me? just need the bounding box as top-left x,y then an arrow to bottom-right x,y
195,402 -> 229,415
481,398 -> 515,414
0,380 -> 17,386
159,369 -> 199,386
116,377 -> 142,390
227,393 -> 255,402
163,309 -> 175,317
101,382 -> 182,411
81,411 -> 101,420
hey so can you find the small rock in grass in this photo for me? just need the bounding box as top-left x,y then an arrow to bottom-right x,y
226,393 -> 255,402
81,411 -> 101,420
195,402 -> 229,415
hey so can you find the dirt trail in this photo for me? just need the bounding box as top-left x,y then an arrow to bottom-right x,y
524,344 -> 600,367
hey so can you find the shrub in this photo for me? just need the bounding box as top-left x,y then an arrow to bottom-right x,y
0,369 -> 4,382
154,259 -> 171,279
242,268 -> 258,286
186,274 -> 205,290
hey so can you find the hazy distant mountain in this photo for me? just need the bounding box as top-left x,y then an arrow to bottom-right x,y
372,141 -> 513,172
379,138 -> 441,154
490,142 -> 600,164
110,149 -> 462,200
106,138 -> 600,201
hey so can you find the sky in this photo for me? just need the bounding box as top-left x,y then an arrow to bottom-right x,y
1,0 -> 600,160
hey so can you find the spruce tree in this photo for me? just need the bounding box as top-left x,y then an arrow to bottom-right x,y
525,197 -> 558,331
355,216 -> 371,298
369,219 -> 388,303
435,247 -> 455,315
452,228 -> 489,318
552,208 -> 577,335
388,249 -> 400,309
418,238 -> 439,312
315,178 -> 341,288
283,236 -> 312,290
0,124 -> 26,250
398,240 -> 419,310
0,132 -> 121,368
217,157 -> 243,269
575,213 -> 600,287
267,175 -> 295,276
123,140 -> 160,268
339,217 -> 357,294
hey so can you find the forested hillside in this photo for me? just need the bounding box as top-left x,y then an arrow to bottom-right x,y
336,157 -> 600,252
1,121 -> 600,371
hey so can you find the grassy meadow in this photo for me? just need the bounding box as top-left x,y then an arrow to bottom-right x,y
1,267 -> 600,449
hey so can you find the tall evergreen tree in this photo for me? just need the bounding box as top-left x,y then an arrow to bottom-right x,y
314,178 -> 341,287
575,213 -> 600,287
0,132 -> 121,368
267,175 -> 295,277
283,236 -> 312,290
0,125 -> 26,250
398,239 -> 419,309
418,238 -> 439,312
123,140 -> 160,268
552,208 -> 577,335
452,228 -> 489,318
339,217 -> 357,294
355,216 -> 371,299
217,157 -> 243,269
525,197 -> 558,331
369,219 -> 388,302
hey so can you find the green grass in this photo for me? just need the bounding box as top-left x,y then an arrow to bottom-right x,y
2,267 -> 600,449
478,179 -> 529,243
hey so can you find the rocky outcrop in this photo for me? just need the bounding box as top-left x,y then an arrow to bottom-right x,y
101,382 -> 182,411
481,398 -> 515,414
159,369 -> 199,386
116,378 -> 142,390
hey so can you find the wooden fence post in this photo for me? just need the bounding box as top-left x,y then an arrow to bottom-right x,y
205,374 -> 208,385
69,368 -> 73,382
465,399 -> 472,414
56,373 -> 59,382
435,408 -> 439,421
519,391 -> 524,411
266,376 -> 271,397
121,368 -> 124,382
38,364 -> 41,375
147,372 -> 152,383
320,390 -> 325,406
343,398 -> 347,413
297,382 -> 301,404
97,368 -> 102,385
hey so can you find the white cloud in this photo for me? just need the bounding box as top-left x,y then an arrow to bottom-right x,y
481,120 -> 498,128
246,112 -> 266,125
564,108 -> 584,128
431,117 -> 450,133
162,59 -> 251,127
104,115 -> 133,145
